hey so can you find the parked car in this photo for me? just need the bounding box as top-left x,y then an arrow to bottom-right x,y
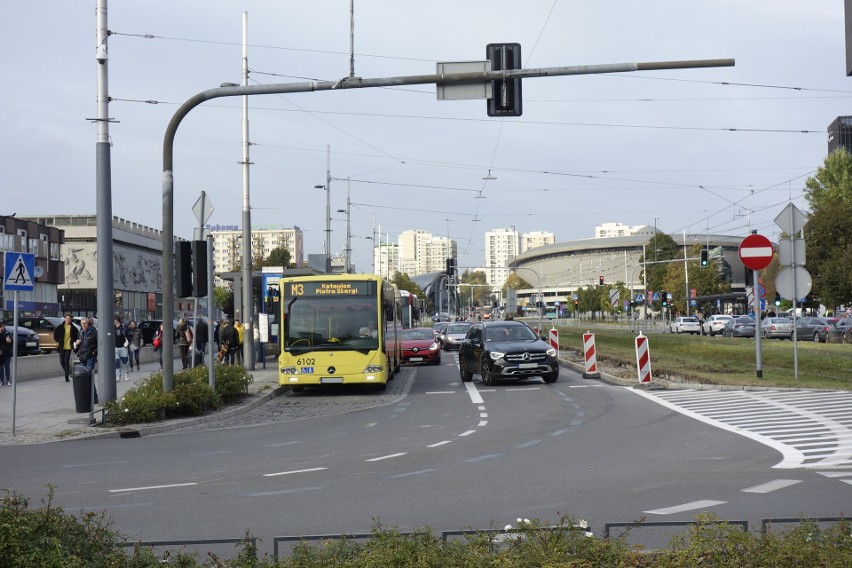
4,316 -> 78,354
401,327 -> 441,365
670,316 -> 701,335
458,320 -> 559,385
3,325 -> 42,356
836,316 -> 852,343
795,317 -> 836,343
138,320 -> 163,347
761,317 -> 794,340
702,314 -> 733,336
440,322 -> 472,351
722,317 -> 755,338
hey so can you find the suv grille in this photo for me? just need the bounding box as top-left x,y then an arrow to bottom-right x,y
504,351 -> 548,363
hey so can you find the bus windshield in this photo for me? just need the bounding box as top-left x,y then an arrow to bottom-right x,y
285,295 -> 379,354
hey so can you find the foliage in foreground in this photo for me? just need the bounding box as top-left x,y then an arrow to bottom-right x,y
2,490 -> 850,567
103,364 -> 253,426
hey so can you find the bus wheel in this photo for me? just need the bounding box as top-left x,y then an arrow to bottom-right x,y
375,382 -> 387,392
291,386 -> 304,393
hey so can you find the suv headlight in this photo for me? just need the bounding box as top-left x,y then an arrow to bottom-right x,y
546,347 -> 557,357
489,350 -> 505,361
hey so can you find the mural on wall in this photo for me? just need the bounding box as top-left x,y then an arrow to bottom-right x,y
113,247 -> 163,293
62,246 -> 96,285
59,243 -> 162,293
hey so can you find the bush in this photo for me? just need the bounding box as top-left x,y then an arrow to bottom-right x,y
103,365 -> 252,426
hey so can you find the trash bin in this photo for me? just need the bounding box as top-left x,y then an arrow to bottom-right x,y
72,365 -> 93,413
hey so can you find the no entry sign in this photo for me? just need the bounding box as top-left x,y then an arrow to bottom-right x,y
738,234 -> 774,271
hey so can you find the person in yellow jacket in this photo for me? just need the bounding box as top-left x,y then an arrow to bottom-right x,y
234,319 -> 244,365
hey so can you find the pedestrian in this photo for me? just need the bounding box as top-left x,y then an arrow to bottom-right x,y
195,317 -> 209,361
152,323 -> 164,370
114,316 -> 130,382
219,319 -> 239,365
78,317 -> 99,404
233,318 -> 244,365
53,313 -> 79,382
253,323 -> 260,363
0,321 -> 12,386
176,317 -> 192,370
127,321 -> 142,371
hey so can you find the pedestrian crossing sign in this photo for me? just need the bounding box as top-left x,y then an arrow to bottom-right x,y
3,251 -> 36,292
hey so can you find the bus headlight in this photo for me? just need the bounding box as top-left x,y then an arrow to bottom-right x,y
364,365 -> 384,373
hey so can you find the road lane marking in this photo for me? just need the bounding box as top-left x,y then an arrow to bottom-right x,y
366,452 -> 407,462
464,453 -> 502,463
383,469 -> 438,479
242,487 -> 325,497
426,391 -> 456,394
458,430 -> 476,437
516,440 -> 541,448
741,479 -> 802,493
109,483 -> 197,493
427,440 -> 452,448
644,500 -> 725,515
263,467 -> 327,477
464,382 -> 484,404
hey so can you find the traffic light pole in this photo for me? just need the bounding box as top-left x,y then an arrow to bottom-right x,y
629,257 -> 700,334
161,57 -> 733,391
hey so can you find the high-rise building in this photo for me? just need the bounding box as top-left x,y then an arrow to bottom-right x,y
397,229 -> 455,275
485,228 -> 519,286
594,222 -> 649,238
520,231 -> 555,252
374,242 -> 400,279
210,225 -> 303,281
828,116 -> 852,154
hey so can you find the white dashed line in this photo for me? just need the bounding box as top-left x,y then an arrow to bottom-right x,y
427,440 -> 452,448
644,500 -> 726,515
263,467 -> 327,478
109,483 -> 198,493
741,479 -> 802,493
366,452 -> 407,462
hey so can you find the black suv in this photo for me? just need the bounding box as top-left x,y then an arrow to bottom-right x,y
458,321 -> 559,385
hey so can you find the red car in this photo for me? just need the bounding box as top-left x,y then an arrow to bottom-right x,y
401,327 -> 441,366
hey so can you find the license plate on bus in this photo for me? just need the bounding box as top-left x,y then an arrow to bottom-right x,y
320,377 -> 344,384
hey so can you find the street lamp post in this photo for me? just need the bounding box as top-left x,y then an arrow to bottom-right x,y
315,184 -> 330,272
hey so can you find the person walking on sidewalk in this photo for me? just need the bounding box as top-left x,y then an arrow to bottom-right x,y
78,318 -> 99,404
53,313 -> 79,383
152,323 -> 164,370
114,316 -> 131,382
219,319 -> 238,365
234,318 -> 245,366
127,321 -> 142,371
0,322 -> 12,386
176,318 -> 192,370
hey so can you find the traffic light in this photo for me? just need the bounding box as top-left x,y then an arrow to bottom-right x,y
700,249 -> 709,267
445,258 -> 455,276
661,291 -> 668,307
486,43 -> 523,117
191,240 -> 208,297
599,275 -> 604,285
175,241 -> 193,298
774,292 -> 781,307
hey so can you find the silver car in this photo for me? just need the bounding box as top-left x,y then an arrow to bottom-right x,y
441,322 -> 472,351
761,317 -> 793,340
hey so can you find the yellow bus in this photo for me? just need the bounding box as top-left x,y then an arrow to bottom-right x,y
278,274 -> 402,391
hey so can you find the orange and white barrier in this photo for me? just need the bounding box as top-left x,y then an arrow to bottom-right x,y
548,328 -> 559,357
582,331 -> 600,379
635,332 -> 652,383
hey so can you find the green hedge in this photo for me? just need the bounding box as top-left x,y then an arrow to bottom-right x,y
103,365 -> 252,426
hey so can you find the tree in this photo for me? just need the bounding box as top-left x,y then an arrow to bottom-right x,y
662,244 -> 730,314
802,148 -> 852,309
459,269 -> 490,307
213,285 -> 233,318
639,231 -> 681,296
390,272 -> 425,298
253,246 -> 292,270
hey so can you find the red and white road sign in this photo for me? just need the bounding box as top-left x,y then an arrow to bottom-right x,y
635,333 -> 652,383
738,234 -> 774,271
582,332 -> 600,379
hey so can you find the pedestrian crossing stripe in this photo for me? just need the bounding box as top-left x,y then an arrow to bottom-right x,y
3,252 -> 36,292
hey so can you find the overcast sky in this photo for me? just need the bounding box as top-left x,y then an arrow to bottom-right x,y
2,1 -> 848,274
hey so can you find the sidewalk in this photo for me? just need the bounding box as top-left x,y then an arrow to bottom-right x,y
0,356 -> 283,446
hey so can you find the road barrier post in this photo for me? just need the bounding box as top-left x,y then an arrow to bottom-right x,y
582,331 -> 600,379
635,332 -> 652,384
